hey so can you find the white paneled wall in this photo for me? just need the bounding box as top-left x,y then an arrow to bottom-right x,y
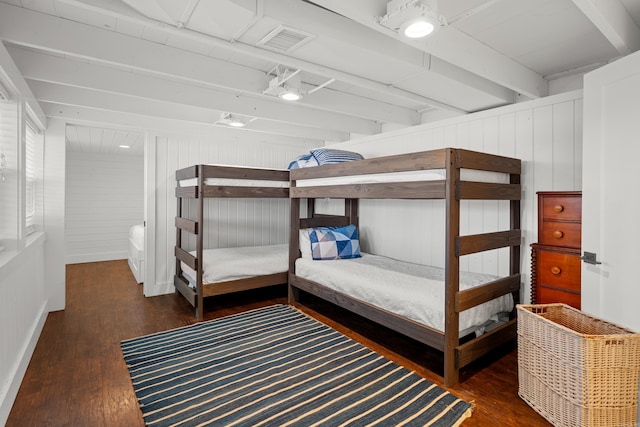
0,235 -> 47,423
65,151 -> 144,264
148,135 -> 315,296
329,91 -> 584,303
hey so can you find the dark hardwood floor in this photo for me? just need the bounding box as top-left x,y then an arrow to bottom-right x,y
7,260 -> 550,426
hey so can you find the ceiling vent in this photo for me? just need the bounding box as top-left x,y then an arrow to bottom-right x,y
257,25 -> 315,52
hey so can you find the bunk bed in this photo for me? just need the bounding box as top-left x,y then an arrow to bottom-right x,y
175,164 -> 290,320
288,147 -> 522,386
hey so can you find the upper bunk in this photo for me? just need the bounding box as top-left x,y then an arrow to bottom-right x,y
175,164 -> 290,199
289,147 -> 521,201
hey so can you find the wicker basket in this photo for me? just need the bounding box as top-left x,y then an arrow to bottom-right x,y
517,303 -> 640,427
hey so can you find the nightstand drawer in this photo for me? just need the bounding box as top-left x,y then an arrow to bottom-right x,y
537,250 -> 581,292
540,221 -> 581,248
541,195 -> 581,221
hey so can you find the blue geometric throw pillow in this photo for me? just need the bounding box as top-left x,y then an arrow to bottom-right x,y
309,224 -> 361,260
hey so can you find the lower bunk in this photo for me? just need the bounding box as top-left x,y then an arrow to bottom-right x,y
289,255 -> 519,387
288,219 -> 520,387
174,244 -> 288,319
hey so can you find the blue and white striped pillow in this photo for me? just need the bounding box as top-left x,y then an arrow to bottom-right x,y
287,153 -> 319,170
310,148 -> 364,165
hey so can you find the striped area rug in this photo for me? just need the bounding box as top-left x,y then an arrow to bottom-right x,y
121,305 -> 472,426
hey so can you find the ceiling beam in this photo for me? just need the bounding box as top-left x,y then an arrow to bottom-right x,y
8,46 -> 368,136
51,0 -> 469,113
42,102 -> 320,147
306,0 -> 548,99
28,79 -> 348,142
572,0 -> 640,55
0,3 -> 412,131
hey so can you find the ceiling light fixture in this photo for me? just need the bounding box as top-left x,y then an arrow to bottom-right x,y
264,65 -> 305,101
279,86 -> 302,101
379,0 -> 445,39
217,112 -> 250,128
119,145 -> 130,149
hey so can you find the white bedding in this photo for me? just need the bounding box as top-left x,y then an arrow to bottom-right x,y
128,224 -> 145,283
181,244 -> 288,286
295,253 -> 513,335
295,168 -> 508,187
177,164 -> 289,188
129,224 -> 144,250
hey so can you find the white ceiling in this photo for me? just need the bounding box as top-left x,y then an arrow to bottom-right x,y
0,0 -> 639,153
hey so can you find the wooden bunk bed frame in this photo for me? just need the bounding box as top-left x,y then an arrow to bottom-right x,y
175,164 -> 290,320
288,148 -> 522,386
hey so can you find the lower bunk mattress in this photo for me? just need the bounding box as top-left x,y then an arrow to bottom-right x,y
181,244 -> 288,287
295,253 -> 513,337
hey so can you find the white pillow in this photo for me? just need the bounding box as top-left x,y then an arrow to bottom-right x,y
299,228 -> 312,259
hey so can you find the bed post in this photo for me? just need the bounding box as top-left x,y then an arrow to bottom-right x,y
444,148 -> 461,387
345,199 -> 358,228
510,172 -> 522,308
289,186 -> 301,305
175,183 -> 183,295
196,165 -> 205,321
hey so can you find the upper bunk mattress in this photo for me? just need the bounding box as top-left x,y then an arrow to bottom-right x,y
294,168 -> 508,187
177,164 -> 290,188
181,244 -> 288,286
295,253 -> 513,335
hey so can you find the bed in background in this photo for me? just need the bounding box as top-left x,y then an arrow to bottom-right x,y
128,223 -> 144,284
174,164 -> 290,320
288,147 -> 522,386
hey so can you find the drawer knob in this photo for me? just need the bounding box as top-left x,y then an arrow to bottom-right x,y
553,230 -> 564,239
551,266 -> 561,275
553,205 -> 564,213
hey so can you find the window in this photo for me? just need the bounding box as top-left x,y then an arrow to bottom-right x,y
25,120 -> 39,234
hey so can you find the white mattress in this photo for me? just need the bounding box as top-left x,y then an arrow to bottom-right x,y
177,164 -> 289,188
129,224 -> 144,250
181,244 -> 288,286
295,253 -> 513,335
295,169 -> 507,187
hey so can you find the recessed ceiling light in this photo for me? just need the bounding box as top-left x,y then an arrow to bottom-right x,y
119,145 -> 130,149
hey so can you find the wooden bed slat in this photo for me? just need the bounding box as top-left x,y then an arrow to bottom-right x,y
290,181 -> 445,199
203,272 -> 287,297
203,186 -> 289,198
176,187 -> 197,198
174,246 -> 197,270
456,274 -> 521,312
456,319 -> 517,368
458,230 -> 521,256
174,275 -> 196,306
175,165 -> 198,181
300,215 -> 351,229
175,217 -> 198,234
455,149 -> 521,174
201,165 -> 289,181
290,149 -> 448,180
458,182 -> 521,200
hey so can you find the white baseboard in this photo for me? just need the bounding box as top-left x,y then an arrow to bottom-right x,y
0,301 -> 48,426
65,251 -> 127,265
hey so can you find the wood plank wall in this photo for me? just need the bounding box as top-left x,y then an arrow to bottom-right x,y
326,91 -> 583,303
65,152 -> 144,264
